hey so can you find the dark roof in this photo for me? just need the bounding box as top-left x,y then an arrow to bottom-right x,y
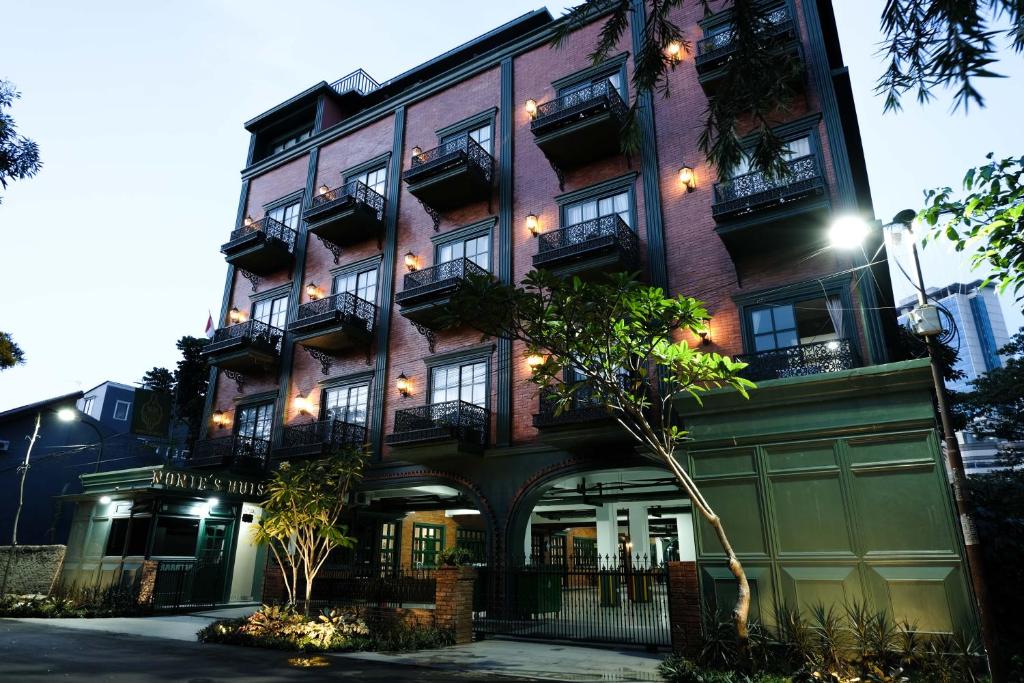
0,391 -> 84,422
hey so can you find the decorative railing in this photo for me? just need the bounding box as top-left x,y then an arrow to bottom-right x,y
306,180 -> 385,222
695,5 -> 794,68
533,215 -> 639,269
531,80 -> 627,133
330,69 -> 380,97
279,418 -> 367,453
293,292 -> 376,334
402,134 -> 494,184
388,400 -> 490,447
712,155 -> 823,217
396,257 -> 489,303
190,435 -> 271,468
534,375 -> 639,428
736,338 -> 859,381
226,216 -> 297,252
206,319 -> 284,354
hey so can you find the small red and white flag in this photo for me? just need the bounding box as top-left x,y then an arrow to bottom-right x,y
205,311 -> 215,339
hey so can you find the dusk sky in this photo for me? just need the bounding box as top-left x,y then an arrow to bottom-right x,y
1,0 -> 1021,412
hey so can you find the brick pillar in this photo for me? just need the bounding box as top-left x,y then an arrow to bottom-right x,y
666,561 -> 702,656
136,560 -> 158,607
434,566 -> 476,645
261,562 -> 287,604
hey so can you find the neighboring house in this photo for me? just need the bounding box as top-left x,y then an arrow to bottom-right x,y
60,3 -> 978,644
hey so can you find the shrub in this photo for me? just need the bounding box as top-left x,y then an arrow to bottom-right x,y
0,583 -> 145,618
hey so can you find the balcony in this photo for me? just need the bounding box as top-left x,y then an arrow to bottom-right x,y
736,338 -> 860,382
303,180 -> 385,261
220,217 -> 297,281
190,435 -> 270,471
395,258 -> 489,331
694,5 -> 801,90
203,320 -> 284,374
712,155 -> 829,255
533,215 -> 639,277
402,135 -> 494,228
289,292 -> 375,358
533,379 -> 639,450
275,418 -> 367,461
384,400 -> 490,460
530,81 -> 628,180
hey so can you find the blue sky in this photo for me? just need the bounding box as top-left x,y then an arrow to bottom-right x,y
1,0 -> 1021,412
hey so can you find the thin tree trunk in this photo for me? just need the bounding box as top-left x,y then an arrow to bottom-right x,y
706,512 -> 750,641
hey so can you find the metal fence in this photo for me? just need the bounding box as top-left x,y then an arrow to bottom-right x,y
152,559 -> 225,610
302,566 -> 437,611
473,558 -> 671,648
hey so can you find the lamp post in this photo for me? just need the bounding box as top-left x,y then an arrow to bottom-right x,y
830,210 -> 1002,681
57,407 -> 106,474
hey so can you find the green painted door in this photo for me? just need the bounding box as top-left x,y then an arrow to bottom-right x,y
194,520 -> 231,604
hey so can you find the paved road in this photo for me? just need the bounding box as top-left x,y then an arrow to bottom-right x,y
0,620 -> 512,682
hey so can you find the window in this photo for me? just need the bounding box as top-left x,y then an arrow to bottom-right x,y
564,190 -> 630,227
333,267 -> 378,304
437,234 -> 489,271
236,402 -> 274,442
323,383 -> 369,425
252,295 -> 289,330
267,200 -> 301,231
431,360 -> 487,407
441,123 -> 492,155
351,166 -> 386,196
81,396 -> 95,416
105,516 -> 151,557
412,524 -> 445,568
269,127 -> 312,156
151,517 -> 200,557
105,518 -> 129,556
456,528 -> 486,564
559,70 -> 623,98
378,522 -> 397,572
728,136 -> 812,178
112,400 -> 131,421
749,295 -> 844,352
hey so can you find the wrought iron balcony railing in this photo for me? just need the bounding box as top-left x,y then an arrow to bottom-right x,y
736,338 -> 859,382
712,155 -> 824,218
278,418 -> 367,455
696,5 -> 795,69
534,383 -> 612,428
395,258 -> 489,305
304,180 -> 385,223
330,68 -> 380,97
190,435 -> 271,468
225,216 -> 297,253
206,319 -> 284,355
402,134 -> 494,185
386,400 -> 490,448
533,215 -> 639,270
293,292 -> 376,334
531,80 -> 627,135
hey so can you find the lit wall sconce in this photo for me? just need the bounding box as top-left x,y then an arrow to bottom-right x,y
318,184 -> 330,196
526,353 -> 546,370
228,307 -> 245,324
411,146 -> 422,159
293,392 -> 314,415
305,282 -> 322,300
525,99 -> 538,119
212,410 -> 229,428
404,251 -> 419,272
243,215 -> 254,227
525,213 -> 540,237
665,41 -> 683,63
396,372 -> 411,397
678,166 -> 696,192
697,326 -> 712,345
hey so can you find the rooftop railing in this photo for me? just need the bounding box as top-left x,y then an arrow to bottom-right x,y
330,69 -> 380,97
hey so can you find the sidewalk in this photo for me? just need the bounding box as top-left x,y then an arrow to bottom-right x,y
9,605 -> 258,642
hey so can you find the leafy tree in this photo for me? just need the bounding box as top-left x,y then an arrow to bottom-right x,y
956,329 -> 1024,446
173,336 -> 209,449
449,271 -> 756,639
251,449 -> 367,614
920,155 -> 1024,305
0,331 -> 25,370
0,81 -> 41,203
895,324 -> 966,385
141,367 -> 175,394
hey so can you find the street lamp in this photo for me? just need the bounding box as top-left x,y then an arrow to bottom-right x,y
58,407 -> 106,474
829,211 -> 1000,673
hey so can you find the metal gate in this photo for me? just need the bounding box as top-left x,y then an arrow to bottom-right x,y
473,558 -> 671,647
152,559 -> 225,610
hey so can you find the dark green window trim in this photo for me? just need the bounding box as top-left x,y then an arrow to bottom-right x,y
318,369 -> 375,390
424,344 -> 495,410
551,52 -> 629,100
435,107 -> 498,141
329,254 -> 383,280
431,216 -> 496,250
342,153 -> 391,184
234,390 -> 279,407
249,283 -> 292,304
317,377 -> 372,421
262,189 -> 305,213
412,523 -> 446,568
729,113 -> 824,179
555,171 -> 638,227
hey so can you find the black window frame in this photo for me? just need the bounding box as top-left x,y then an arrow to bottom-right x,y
735,277 -> 856,356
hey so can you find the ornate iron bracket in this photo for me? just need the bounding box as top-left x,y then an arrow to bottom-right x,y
412,322 -> 437,354
223,370 -> 246,392
239,269 -> 261,292
547,158 -> 566,191
303,346 -> 334,375
419,200 -> 441,231
315,234 -> 343,265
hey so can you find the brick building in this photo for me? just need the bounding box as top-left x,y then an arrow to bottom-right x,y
61,2 -> 978,646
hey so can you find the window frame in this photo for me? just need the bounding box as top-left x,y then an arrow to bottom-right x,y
434,108 -> 497,156
431,218 -> 495,272
112,400 -> 131,422
424,345 -> 494,410
233,399 -> 276,442
262,190 -> 305,232
411,523 -> 446,568
555,172 -> 638,230
723,113 -> 824,181
320,381 -> 371,425
342,153 -> 391,197
735,277 -> 856,355
551,52 -> 630,102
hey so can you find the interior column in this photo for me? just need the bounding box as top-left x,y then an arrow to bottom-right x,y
626,503 -> 651,565
594,503 -> 618,566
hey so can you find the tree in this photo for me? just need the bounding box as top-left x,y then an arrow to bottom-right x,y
448,271 -> 756,639
0,331 -> 25,370
895,324 -> 966,385
251,449 -> 367,614
920,155 -> 1024,305
955,329 -> 1024,447
141,367 -> 175,394
0,81 -> 41,203
172,336 -> 209,449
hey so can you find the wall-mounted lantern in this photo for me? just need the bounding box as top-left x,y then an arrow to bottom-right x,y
396,372 -> 411,397
525,99 -> 538,119
525,214 -> 540,237
404,251 -> 419,272
678,166 -> 696,192
305,283 -> 322,300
